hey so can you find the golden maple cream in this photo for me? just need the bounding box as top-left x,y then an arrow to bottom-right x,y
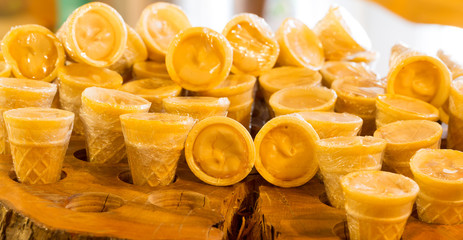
57,2 -> 127,67
75,11 -> 116,61
344,171 -> 416,197
276,18 -> 324,70
136,2 -> 191,61
392,61 -> 441,103
415,151 -> 463,181
2,24 -> 64,82
223,13 -> 279,76
193,123 -> 248,178
166,27 -> 233,91
374,121 -> 440,144
185,116 -> 256,186
260,125 -> 315,180
254,115 -> 320,187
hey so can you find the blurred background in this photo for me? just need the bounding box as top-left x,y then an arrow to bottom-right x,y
0,0 -> 462,76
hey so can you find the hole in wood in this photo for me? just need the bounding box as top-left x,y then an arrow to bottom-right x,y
318,192 -> 333,207
148,190 -> 211,211
332,220 -> 349,240
65,192 -> 124,212
8,170 -> 67,183
73,149 -> 87,161
117,170 -> 178,186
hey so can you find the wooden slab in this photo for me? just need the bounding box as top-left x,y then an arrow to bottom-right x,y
0,136 -> 254,239
247,175 -> 463,240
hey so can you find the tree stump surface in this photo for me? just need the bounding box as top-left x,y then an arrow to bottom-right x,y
0,136 -> 253,240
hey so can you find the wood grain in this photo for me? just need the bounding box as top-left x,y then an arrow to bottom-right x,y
0,136 -> 253,239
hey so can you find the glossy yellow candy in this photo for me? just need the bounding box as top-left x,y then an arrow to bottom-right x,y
314,6 -> 372,61
121,113 -> 195,187
80,87 -> 151,163
320,61 -> 377,87
410,149 -> 463,225
297,111 -> 363,139
109,24 -> 148,79
341,171 -> 419,240
132,61 -> 170,80
342,50 -> 378,63
223,13 -> 279,76
166,27 -> 233,91
374,120 -> 442,178
276,18 -> 324,70
387,44 -> 451,108
162,96 -> 230,120
58,63 -> 123,135
2,24 -> 65,82
119,78 -> 182,112
375,94 -> 439,129
0,78 -> 57,154
4,107 -> 74,184
57,2 -> 127,67
136,2 -> 191,62
254,114 -> 320,187
258,66 -> 322,103
196,74 -> 256,107
269,86 -> 336,116
185,116 -> 256,186
316,136 -> 386,209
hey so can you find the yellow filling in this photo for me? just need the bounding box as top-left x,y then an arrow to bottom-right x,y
298,111 -> 359,123
381,96 -> 436,115
147,11 -> 182,51
9,31 -> 58,79
376,122 -> 438,143
417,152 -> 463,181
259,124 -> 313,180
173,35 -> 224,86
285,20 -> 322,66
347,172 -> 412,196
278,92 -> 327,108
62,64 -> 115,85
394,61 -> 440,102
120,79 -> 179,96
337,79 -> 384,98
76,10 -> 116,61
192,124 -> 248,178
227,22 -> 274,73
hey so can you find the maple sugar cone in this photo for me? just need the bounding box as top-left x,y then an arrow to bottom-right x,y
410,149 -> 463,225
121,113 -> 195,187
80,87 -> 150,164
375,94 -> 439,129
315,136 -> 386,209
58,63 -> 123,135
4,108 -> 74,184
374,120 -> 442,178
0,78 -> 57,154
387,44 -> 451,108
341,171 -> 419,240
